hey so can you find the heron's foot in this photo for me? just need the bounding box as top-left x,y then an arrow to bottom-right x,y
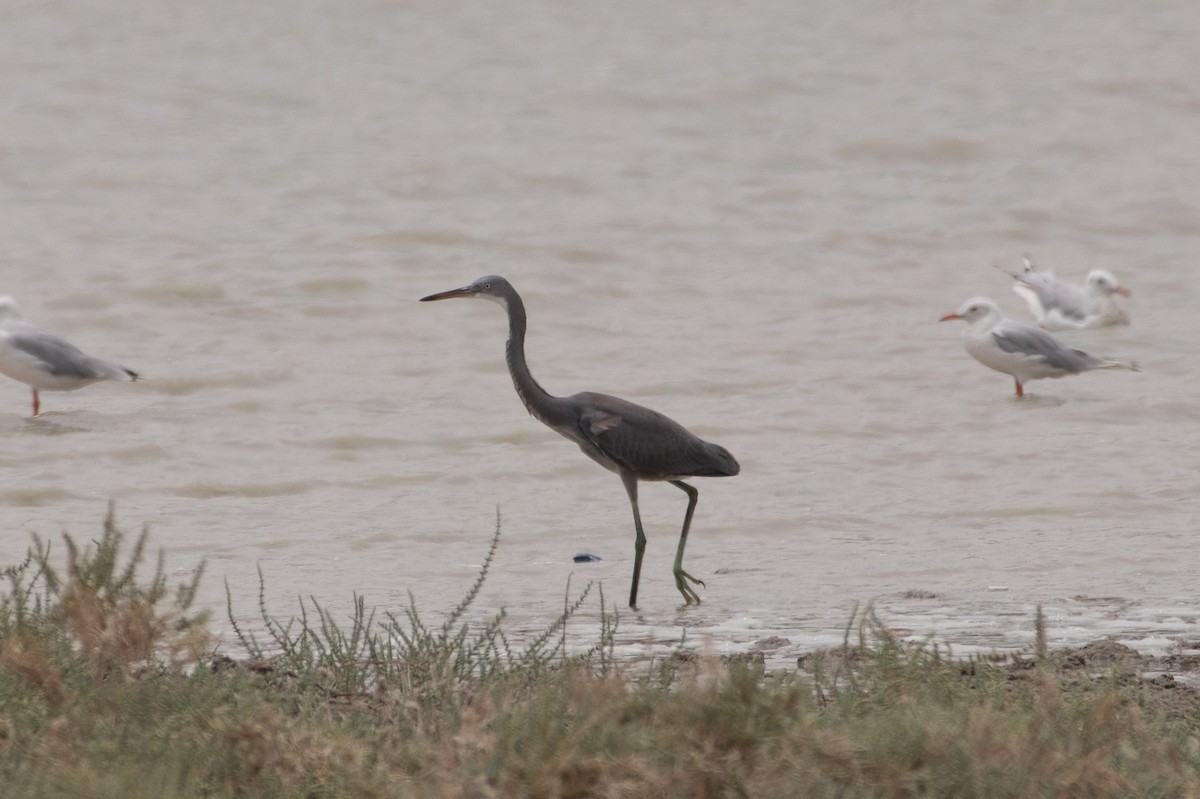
674,569 -> 705,605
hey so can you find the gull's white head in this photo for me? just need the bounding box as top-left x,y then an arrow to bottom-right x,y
0,296 -> 23,323
1086,270 -> 1131,298
939,296 -> 1002,326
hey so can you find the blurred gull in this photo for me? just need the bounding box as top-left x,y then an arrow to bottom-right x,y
0,297 -> 138,416
999,255 -> 1131,330
939,297 -> 1137,397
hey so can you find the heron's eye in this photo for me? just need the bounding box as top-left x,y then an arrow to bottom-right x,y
482,283 -> 491,290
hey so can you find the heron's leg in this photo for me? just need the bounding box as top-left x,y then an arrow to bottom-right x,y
1013,377 -> 1024,397
620,471 -> 647,609
669,480 -> 704,605
31,389 -> 39,417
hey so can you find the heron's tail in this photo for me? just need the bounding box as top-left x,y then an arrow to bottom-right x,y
699,442 -> 740,477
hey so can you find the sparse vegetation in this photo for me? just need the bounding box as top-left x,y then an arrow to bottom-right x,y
2,510 -> 1199,798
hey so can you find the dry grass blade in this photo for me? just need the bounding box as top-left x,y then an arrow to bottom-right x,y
23,503 -> 212,678
4,510 -> 1200,798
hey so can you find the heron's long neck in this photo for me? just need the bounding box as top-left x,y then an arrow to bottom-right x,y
503,294 -> 566,425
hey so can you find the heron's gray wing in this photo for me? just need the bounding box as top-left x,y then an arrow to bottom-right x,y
574,392 -> 737,479
6,325 -> 125,380
992,327 -> 1101,372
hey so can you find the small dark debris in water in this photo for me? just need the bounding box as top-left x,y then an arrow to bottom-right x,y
670,651 -> 765,669
752,636 -> 792,651
1146,673 -> 1177,689
1062,638 -> 1140,669
573,553 -> 602,563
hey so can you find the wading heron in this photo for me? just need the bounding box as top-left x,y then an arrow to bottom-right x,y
421,276 -> 739,608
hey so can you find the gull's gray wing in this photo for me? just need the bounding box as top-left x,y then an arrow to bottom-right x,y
992,326 -> 1103,372
1021,273 -> 1086,320
5,323 -> 130,380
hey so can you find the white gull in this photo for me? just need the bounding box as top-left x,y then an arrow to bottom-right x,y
0,297 -> 138,416
939,297 -> 1137,397
999,255 -> 1131,330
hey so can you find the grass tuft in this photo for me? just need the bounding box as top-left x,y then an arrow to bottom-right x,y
2,511 -> 1200,798
224,509 -> 602,730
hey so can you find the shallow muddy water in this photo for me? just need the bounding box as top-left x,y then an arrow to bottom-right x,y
2,1 -> 1198,664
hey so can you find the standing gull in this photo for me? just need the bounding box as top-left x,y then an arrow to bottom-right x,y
939,297 -> 1137,397
0,297 -> 138,416
1000,255 -> 1131,330
421,275 -> 739,609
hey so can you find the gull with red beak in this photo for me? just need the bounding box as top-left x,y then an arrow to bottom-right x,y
939,297 -> 1137,397
0,297 -> 138,416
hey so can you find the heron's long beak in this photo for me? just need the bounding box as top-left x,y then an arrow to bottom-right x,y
938,312 -> 962,322
1115,286 -> 1132,297
420,286 -> 475,302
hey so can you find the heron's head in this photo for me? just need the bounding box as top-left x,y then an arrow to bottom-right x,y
420,275 -> 513,307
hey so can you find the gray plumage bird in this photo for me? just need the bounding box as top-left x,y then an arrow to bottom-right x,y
0,296 -> 138,416
421,276 -> 739,609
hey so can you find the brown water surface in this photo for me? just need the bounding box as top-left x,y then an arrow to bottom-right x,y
1,2 -> 1198,662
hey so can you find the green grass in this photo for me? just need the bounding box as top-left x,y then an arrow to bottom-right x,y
2,509 -> 1199,798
